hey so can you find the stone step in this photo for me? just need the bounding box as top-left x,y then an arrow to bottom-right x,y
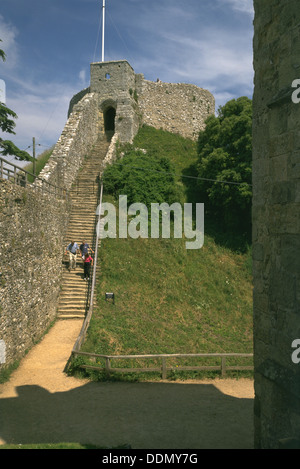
65,226 -> 95,232
65,220 -> 97,224
59,295 -> 88,301
57,312 -> 86,318
58,301 -> 88,308
57,315 -> 86,319
64,222 -> 97,226
59,295 -> 95,302
65,218 -> 96,222
57,137 -> 109,322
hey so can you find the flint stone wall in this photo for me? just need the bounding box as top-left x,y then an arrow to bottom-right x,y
0,180 -> 69,368
137,78 -> 215,141
38,92 -> 100,190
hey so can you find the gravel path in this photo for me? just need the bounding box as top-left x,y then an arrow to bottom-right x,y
0,320 -> 254,449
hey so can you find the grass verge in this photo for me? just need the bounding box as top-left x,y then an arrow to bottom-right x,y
68,126 -> 253,381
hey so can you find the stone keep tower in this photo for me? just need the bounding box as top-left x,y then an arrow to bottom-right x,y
75,59 -> 215,144
90,60 -> 140,143
44,59 -> 214,191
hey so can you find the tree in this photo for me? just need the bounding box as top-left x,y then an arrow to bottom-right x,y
103,147 -> 183,211
196,96 -> 252,239
0,39 -> 31,161
0,40 -> 6,62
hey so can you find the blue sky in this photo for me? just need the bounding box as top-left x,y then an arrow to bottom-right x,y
0,0 -> 254,162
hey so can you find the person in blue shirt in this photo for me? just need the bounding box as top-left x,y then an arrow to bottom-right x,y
65,241 -> 79,271
79,240 -> 94,263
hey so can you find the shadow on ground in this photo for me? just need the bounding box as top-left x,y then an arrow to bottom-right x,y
0,380 -> 253,449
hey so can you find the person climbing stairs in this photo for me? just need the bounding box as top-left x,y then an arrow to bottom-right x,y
57,137 -> 110,319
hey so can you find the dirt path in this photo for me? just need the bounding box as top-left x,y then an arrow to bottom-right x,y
0,320 -> 254,449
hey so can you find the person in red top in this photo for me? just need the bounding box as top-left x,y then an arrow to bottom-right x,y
83,252 -> 93,281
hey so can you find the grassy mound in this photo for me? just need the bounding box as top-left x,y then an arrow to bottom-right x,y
72,126 -> 253,380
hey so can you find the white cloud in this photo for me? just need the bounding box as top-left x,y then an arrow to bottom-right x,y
0,16 -> 83,153
0,15 -> 19,69
79,69 -> 88,87
135,23 -> 254,111
218,0 -> 254,15
114,0 -> 254,111
6,83 -> 78,153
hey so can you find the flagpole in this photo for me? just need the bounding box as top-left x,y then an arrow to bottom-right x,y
102,0 -> 105,62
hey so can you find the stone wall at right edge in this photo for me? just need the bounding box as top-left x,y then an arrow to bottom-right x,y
252,0 -> 300,449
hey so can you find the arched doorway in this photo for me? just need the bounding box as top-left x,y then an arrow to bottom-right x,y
104,106 -> 116,139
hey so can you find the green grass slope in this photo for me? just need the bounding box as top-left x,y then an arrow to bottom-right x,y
75,126 -> 253,380
23,146 -> 54,182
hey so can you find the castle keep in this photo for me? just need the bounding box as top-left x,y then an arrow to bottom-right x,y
0,61 -> 214,369
1,0 -> 300,446
38,59 -> 215,192
69,60 -> 215,145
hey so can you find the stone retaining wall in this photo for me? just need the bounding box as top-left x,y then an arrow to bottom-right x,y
0,180 -> 69,368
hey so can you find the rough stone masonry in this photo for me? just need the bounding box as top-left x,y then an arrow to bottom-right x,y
0,180 -> 69,368
72,59 -> 215,144
252,0 -> 300,449
42,60 -> 215,191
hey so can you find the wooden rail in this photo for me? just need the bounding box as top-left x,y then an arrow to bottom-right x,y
0,156 -> 66,199
72,351 -> 253,379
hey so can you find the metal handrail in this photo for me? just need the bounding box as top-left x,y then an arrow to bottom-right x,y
88,179 -> 103,318
0,156 -> 66,199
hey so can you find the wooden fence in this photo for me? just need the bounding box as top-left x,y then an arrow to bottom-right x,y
71,351 -> 253,379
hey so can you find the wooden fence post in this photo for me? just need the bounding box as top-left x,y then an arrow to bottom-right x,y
221,356 -> 226,377
105,357 -> 111,376
162,357 -> 167,379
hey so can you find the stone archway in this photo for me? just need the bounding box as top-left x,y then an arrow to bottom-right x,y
104,106 -> 116,134
100,99 -> 117,141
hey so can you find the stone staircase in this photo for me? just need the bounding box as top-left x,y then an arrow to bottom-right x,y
57,137 -> 110,319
